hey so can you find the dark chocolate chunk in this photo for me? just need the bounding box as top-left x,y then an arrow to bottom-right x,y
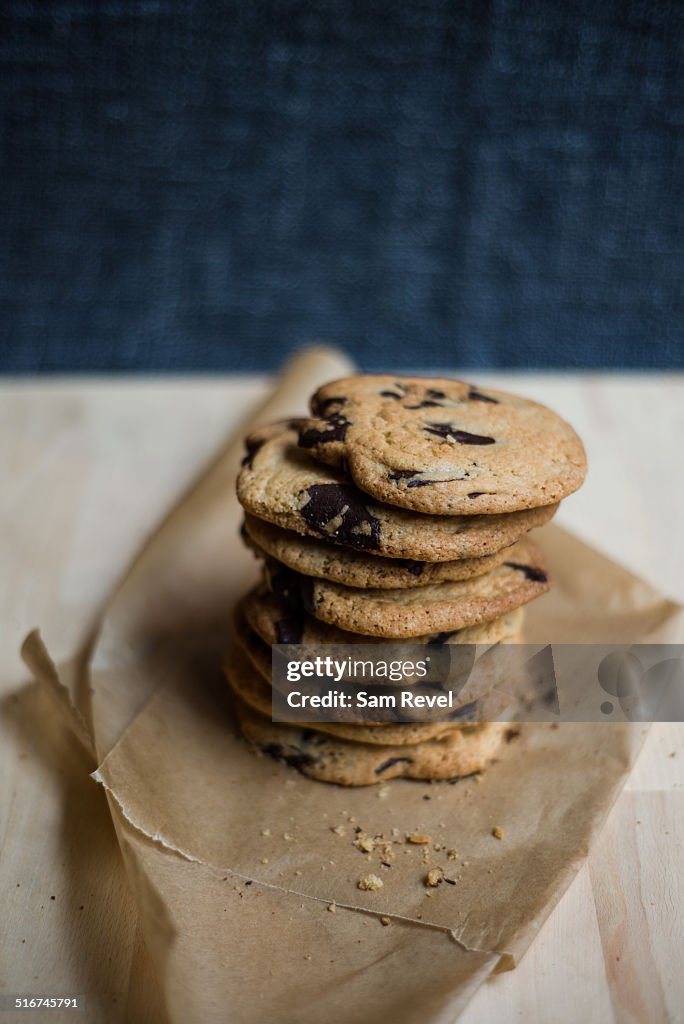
241,436 -> 265,468
380,390 -> 403,399
299,483 -> 381,551
468,388 -> 499,404
312,395 -> 347,416
404,561 -> 424,577
424,423 -> 495,445
404,400 -> 443,409
301,729 -> 326,744
267,563 -> 316,614
262,743 -> 316,770
389,469 -> 468,489
426,389 -> 447,399
447,700 -> 478,721
275,615 -> 305,645
375,756 -> 414,775
298,413 -> 350,448
388,469 -> 417,482
468,492 -> 485,499
427,630 -> 461,644
388,469 -> 437,488
504,562 -> 548,583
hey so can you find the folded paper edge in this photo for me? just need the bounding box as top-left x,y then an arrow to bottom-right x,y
20,628 -> 96,759
91,763 -> 511,966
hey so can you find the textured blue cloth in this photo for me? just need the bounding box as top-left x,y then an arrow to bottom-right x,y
1,0 -> 682,371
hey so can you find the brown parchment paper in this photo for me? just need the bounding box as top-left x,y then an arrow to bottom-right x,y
22,349 -> 684,1024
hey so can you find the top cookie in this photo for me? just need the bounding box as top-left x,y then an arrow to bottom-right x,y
236,422 -> 558,562
296,375 -> 587,515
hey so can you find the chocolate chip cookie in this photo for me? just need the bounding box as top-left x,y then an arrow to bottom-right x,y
241,586 -> 525,648
243,514 -> 515,588
225,639 -> 506,746
231,690 -> 507,785
263,536 -> 548,637
237,422 -> 558,561
297,375 -> 587,515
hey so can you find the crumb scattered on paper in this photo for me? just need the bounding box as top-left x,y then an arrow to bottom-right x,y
357,874 -> 383,892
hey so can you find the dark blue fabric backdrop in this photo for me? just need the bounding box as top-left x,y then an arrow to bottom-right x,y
1,0 -> 682,372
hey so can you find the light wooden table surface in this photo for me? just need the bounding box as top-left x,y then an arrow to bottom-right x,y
1,373 -> 683,1024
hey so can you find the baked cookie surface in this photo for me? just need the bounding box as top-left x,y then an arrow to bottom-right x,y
237,422 -> 558,561
225,639 -> 503,746
263,536 -> 548,638
241,586 -> 525,647
297,375 -> 587,515
243,514 -> 514,588
232,692 -> 506,786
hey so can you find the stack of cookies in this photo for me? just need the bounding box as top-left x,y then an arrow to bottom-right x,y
228,374 -> 586,786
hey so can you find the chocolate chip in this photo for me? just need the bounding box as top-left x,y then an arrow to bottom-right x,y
380,390 -> 403,399
468,388 -> 499,404
468,492 -> 485,499
404,561 -> 424,577
301,729 -> 326,744
262,743 -> 316,770
241,437 -> 265,468
447,700 -> 478,721
404,400 -> 443,409
267,563 -> 316,614
387,470 -> 435,488
312,395 -> 347,415
388,469 -> 417,482
298,413 -> 350,448
299,483 -> 381,551
427,630 -> 461,644
504,562 -> 548,583
424,423 -> 495,445
375,756 -> 414,775
275,615 -> 304,644
426,389 -> 446,399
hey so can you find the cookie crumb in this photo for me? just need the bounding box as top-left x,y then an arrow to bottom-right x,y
492,827 -> 505,840
354,836 -> 375,854
447,849 -> 458,861
377,786 -> 390,799
379,843 -> 394,866
425,867 -> 444,887
358,874 -> 384,892
283,833 -> 293,841
260,857 -> 270,864
380,916 -> 391,926
261,828 -> 271,837
407,833 -> 431,845
327,903 -> 336,913
331,824 -> 346,837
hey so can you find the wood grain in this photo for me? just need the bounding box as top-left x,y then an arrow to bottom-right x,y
1,374 -> 682,1023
